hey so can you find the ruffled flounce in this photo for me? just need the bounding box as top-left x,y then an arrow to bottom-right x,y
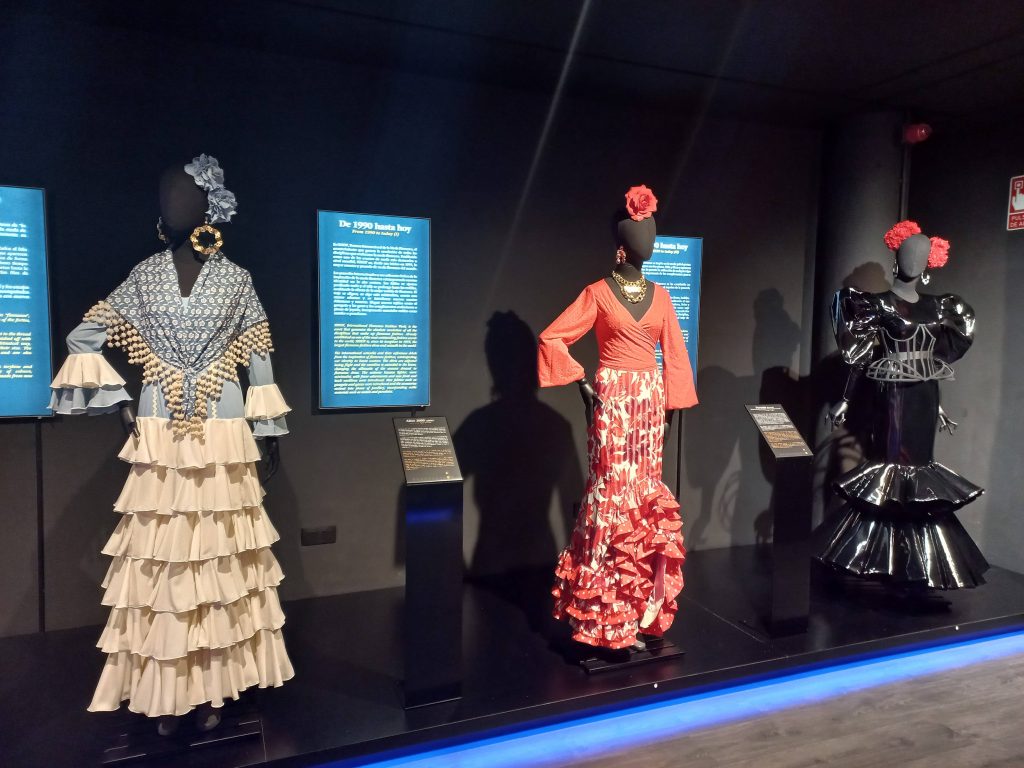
98,589 -> 286,660
51,352 -> 125,388
114,463 -> 265,515
816,502 -> 990,589
101,548 -> 284,613
89,628 -> 294,717
118,416 -> 261,468
252,416 -> 290,438
103,506 -> 280,563
92,415 -> 291,715
835,460 -> 984,512
49,385 -> 131,415
244,384 -> 291,421
553,477 -> 686,649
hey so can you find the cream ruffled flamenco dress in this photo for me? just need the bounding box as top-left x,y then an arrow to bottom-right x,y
49,250 -> 294,716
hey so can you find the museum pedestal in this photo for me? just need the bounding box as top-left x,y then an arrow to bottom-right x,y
403,481 -> 464,708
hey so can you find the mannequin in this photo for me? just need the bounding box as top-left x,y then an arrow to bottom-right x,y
147,167 -> 280,483
49,155 -> 294,739
818,221 -> 987,591
578,214 -> 674,437
538,185 -> 698,652
828,233 -> 954,433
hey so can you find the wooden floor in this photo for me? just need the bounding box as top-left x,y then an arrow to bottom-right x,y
573,651 -> 1024,768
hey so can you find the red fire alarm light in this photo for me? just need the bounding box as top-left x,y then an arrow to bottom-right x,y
902,123 -> 933,144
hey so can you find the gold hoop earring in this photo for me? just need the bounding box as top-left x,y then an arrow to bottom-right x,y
190,221 -> 223,256
156,216 -> 169,244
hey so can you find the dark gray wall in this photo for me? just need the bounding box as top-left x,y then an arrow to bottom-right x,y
0,424 -> 39,636
910,123 -> 1024,575
0,12 -> 819,635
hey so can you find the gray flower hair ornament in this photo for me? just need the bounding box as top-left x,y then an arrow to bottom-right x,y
206,187 -> 238,225
184,153 -> 237,224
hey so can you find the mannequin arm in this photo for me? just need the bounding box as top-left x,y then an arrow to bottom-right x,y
119,403 -> 139,437
578,377 -> 598,427
938,404 -> 958,435
827,367 -> 862,430
262,436 -> 280,482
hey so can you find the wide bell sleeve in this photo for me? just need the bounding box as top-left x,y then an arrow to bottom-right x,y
831,287 -> 882,368
537,285 -> 598,387
48,322 -> 132,415
244,350 -> 291,437
659,292 -> 698,410
934,293 -> 975,365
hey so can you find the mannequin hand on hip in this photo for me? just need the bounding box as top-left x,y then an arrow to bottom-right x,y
119,404 -> 139,437
262,436 -> 280,482
938,405 -> 959,435
578,378 -> 599,427
826,400 -> 849,430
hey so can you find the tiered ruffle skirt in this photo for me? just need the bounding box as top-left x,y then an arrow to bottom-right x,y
553,368 -> 686,649
88,416 -> 294,716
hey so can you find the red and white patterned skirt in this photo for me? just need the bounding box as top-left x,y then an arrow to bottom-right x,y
552,367 -> 686,649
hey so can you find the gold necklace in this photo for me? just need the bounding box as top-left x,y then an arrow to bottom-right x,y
611,270 -> 647,304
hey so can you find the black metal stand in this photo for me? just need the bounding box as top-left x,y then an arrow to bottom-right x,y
581,636 -> 685,674
764,454 -> 813,636
403,480 -> 464,708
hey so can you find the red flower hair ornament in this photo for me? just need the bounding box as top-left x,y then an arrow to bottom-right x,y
625,185 -> 658,221
883,220 -> 922,251
884,220 -> 951,269
927,237 -> 950,269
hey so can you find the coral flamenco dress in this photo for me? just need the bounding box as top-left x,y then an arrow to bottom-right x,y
538,279 -> 698,649
49,249 -> 294,717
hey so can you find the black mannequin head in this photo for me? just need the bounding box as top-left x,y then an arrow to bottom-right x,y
896,233 -> 930,280
614,214 -> 657,265
158,166 -> 207,247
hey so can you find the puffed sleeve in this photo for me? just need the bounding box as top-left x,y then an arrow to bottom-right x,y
48,322 -> 132,415
239,281 -> 290,437
659,290 -> 698,410
934,293 -> 975,365
537,285 -> 598,387
831,287 -> 881,367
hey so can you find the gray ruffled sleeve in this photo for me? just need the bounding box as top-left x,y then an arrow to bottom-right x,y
48,322 -> 132,415
245,350 -> 290,438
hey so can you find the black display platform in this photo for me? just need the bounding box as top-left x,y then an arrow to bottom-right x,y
3,546 -> 1024,768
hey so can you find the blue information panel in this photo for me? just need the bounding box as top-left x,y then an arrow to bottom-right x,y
0,186 -> 52,418
317,210 -> 430,409
646,235 -> 702,373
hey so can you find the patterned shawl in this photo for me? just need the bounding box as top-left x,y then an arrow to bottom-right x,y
85,250 -> 273,435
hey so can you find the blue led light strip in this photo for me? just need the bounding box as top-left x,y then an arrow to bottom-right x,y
335,630 -> 1024,768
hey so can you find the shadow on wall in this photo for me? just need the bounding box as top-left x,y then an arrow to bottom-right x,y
683,288 -> 805,550
452,311 -> 583,630
810,261 -> 891,527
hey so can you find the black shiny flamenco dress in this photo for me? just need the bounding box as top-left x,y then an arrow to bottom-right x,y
816,287 -> 988,589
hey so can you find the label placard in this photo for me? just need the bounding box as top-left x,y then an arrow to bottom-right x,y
646,235 -> 702,373
317,210 -> 430,408
0,185 -> 52,418
393,416 -> 463,485
745,404 -> 812,458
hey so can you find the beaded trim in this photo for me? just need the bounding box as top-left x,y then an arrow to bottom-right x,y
84,304 -> 274,437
